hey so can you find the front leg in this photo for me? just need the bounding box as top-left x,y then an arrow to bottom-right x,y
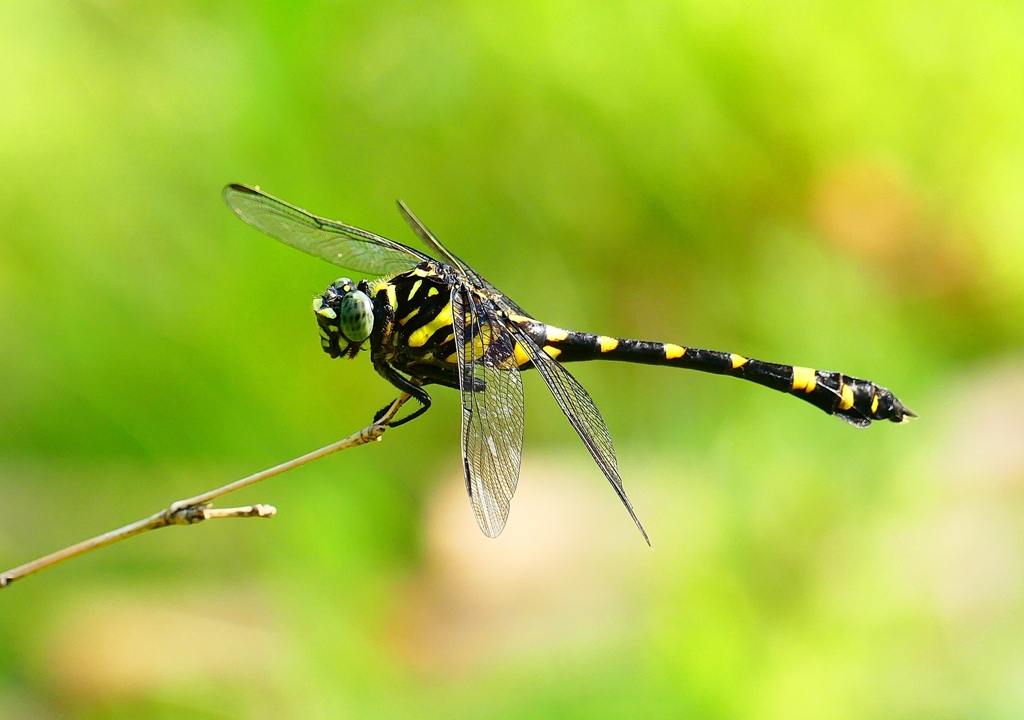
374,365 -> 433,427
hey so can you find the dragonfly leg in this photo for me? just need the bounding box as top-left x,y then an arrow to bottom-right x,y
376,366 -> 433,427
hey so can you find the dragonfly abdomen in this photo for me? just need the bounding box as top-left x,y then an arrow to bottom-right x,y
530,324 -> 914,428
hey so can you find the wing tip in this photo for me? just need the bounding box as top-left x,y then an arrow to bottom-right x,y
615,482 -> 652,547
475,511 -> 506,539
614,482 -> 651,546
222,183 -> 257,209
632,513 -> 652,548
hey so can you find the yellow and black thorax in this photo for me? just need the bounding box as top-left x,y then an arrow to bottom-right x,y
362,262 -> 464,371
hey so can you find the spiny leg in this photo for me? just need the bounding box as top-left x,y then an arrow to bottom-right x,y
375,367 -> 433,427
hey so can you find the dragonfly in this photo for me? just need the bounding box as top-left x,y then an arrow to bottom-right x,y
223,184 -> 915,544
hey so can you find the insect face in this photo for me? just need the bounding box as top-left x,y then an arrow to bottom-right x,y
314,278 -> 373,358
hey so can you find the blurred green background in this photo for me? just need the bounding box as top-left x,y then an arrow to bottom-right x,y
2,0 -> 1023,717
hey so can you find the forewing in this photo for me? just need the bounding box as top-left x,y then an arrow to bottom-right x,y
507,324 -> 650,545
398,200 -> 532,319
397,200 -> 464,271
225,185 -> 428,275
452,285 -> 525,537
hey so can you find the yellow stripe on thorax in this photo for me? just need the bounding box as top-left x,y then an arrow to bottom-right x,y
372,281 -> 398,311
442,325 -> 494,364
408,302 -> 453,347
408,279 -> 422,301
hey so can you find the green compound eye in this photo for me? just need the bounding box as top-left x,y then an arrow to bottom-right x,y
339,290 -> 374,343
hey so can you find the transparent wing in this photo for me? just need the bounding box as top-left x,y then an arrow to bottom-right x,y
507,323 -> 650,545
452,285 -> 525,537
398,200 -> 533,319
224,184 -> 429,275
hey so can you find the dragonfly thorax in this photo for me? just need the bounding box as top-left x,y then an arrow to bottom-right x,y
313,278 -> 374,359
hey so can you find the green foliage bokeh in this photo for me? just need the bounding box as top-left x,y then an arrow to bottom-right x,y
2,1 -> 1023,718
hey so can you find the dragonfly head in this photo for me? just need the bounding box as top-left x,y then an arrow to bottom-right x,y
314,278 -> 374,359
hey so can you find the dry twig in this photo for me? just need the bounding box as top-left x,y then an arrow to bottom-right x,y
0,394 -> 411,589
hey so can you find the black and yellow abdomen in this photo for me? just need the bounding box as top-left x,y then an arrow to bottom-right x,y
516,321 -> 914,427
